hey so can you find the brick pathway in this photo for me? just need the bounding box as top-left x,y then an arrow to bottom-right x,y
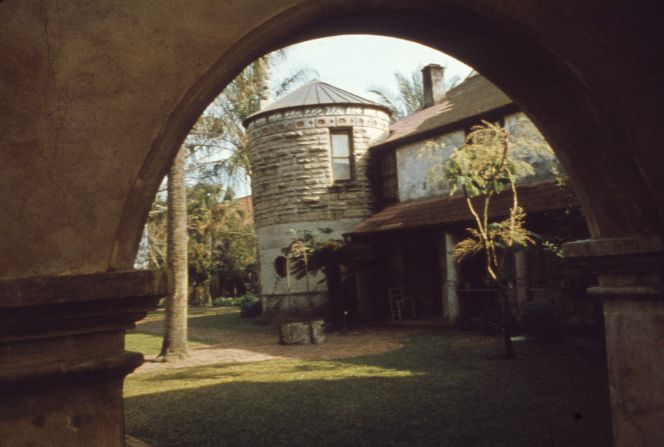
132,318 -> 425,375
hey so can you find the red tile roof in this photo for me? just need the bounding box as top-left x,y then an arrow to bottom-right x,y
346,180 -> 570,236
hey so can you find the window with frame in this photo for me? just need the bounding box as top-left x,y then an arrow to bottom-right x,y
330,129 -> 353,182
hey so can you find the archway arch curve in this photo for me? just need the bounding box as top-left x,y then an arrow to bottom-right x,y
111,0 -> 658,269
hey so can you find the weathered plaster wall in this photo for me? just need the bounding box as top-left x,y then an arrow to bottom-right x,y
503,112 -> 558,182
395,112 -> 556,202
396,130 -> 464,201
0,0 -> 304,279
256,219 -> 363,295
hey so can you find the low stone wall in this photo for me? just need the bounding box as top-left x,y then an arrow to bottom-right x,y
262,291 -> 328,321
279,320 -> 326,345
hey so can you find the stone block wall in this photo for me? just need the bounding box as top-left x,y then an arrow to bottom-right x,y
262,291 -> 328,319
247,106 -> 390,228
247,105 -> 390,305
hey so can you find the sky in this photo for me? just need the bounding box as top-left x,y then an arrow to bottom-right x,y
269,35 -> 473,102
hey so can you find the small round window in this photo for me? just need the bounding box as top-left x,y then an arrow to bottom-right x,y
274,255 -> 288,278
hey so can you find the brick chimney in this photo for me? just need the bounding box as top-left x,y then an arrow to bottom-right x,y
421,64 -> 446,108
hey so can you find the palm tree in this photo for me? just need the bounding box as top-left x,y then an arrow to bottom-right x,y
157,54 -> 312,358
159,145 -> 189,360
371,66 -> 462,119
186,54 -> 313,185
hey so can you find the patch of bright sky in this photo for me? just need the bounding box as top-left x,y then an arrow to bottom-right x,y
270,34 -> 473,101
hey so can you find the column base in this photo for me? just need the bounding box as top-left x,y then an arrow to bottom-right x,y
0,269 -> 168,447
565,236 -> 664,447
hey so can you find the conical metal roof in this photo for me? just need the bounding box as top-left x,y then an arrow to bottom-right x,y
243,81 -> 390,126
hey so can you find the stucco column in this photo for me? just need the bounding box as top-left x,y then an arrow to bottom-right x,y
443,232 -> 460,323
514,250 -> 529,316
0,270 -> 168,447
564,236 -> 664,447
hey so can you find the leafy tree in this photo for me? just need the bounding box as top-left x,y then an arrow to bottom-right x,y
186,58 -> 268,184
213,191 -> 258,298
187,183 -> 223,306
443,119 -> 554,358
145,182 -> 258,306
188,184 -> 258,303
182,54 -> 307,303
155,59 -> 270,360
136,199 -> 167,269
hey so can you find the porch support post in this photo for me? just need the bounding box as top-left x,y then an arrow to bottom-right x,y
355,268 -> 373,322
443,232 -> 460,323
564,235 -> 664,447
0,269 -> 169,447
514,250 -> 529,316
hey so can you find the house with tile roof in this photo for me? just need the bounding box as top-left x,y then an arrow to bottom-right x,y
345,65 -> 590,327
245,68 -> 592,329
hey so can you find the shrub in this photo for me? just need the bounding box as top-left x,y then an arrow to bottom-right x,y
240,293 -> 262,318
213,296 -> 243,307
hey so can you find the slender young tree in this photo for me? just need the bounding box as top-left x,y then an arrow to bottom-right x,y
443,119 -> 553,358
159,145 -> 189,360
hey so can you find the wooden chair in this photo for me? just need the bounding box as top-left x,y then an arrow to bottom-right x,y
387,287 -> 416,321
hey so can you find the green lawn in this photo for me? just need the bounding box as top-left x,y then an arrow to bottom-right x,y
124,313 -> 612,447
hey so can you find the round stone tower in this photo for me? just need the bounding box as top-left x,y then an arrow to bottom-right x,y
243,81 -> 391,313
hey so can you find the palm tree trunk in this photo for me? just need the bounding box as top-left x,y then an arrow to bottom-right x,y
160,145 -> 189,360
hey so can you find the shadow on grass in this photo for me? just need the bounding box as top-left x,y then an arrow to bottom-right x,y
125,334 -> 612,447
187,311 -> 274,335
130,308 -> 273,341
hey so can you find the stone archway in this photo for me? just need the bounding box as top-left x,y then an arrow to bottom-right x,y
112,1 -> 661,270
1,2 -> 662,446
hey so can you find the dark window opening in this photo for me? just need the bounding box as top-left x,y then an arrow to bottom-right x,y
377,150 -> 398,204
